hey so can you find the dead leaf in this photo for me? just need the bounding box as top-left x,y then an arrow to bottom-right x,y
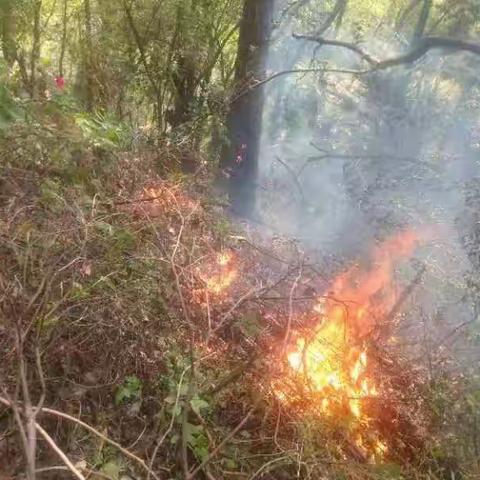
80,261 -> 92,277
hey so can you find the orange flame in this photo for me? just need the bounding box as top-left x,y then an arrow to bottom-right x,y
284,230 -> 420,453
197,250 -> 238,298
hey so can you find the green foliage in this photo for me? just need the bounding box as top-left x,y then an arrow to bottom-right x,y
0,61 -> 21,130
186,423 -> 210,462
91,444 -> 124,480
115,375 -> 142,405
95,221 -> 136,254
190,396 -> 210,416
0,83 -> 20,129
100,460 -> 123,480
235,311 -> 262,338
39,178 -> 63,212
69,281 -> 91,301
2,2 -> 480,480
75,111 -> 131,150
211,218 -> 233,239
372,463 -> 404,479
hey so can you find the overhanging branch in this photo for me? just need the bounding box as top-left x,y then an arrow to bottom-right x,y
293,33 -> 480,70
378,36 -> 480,69
231,34 -> 480,99
292,33 -> 378,65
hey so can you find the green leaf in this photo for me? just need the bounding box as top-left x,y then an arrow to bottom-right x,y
372,463 -> 404,479
95,221 -> 114,236
185,423 -> 204,443
190,397 -> 209,415
101,460 -> 122,480
39,179 -> 63,212
235,311 -> 262,338
70,281 -> 90,300
224,458 -> 237,470
184,423 -> 209,462
115,375 -> 142,405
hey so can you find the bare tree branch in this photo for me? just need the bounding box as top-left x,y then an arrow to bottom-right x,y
230,67 -> 363,103
293,33 -> 480,70
377,36 -> 480,69
35,424 -> 85,480
292,33 -> 378,65
0,397 -> 163,480
274,156 -> 305,204
232,32 -> 480,99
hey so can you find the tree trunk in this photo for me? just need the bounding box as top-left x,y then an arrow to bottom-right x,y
220,0 -> 274,217
59,0 -> 68,77
0,0 -> 17,67
167,1 -> 203,136
30,0 -> 42,98
170,53 -> 197,129
83,0 -> 94,111
412,0 -> 432,42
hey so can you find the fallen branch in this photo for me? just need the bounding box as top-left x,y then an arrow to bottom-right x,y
181,358 -> 196,480
282,265 -> 304,354
212,286 -> 259,335
35,466 -> 114,480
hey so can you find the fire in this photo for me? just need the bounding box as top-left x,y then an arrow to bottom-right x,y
217,251 -> 233,266
283,231 -> 421,454
129,183 -> 200,218
287,314 -> 374,418
197,250 -> 238,297
206,269 -> 237,295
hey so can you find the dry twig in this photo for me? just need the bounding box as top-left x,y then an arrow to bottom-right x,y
0,397 -> 163,480
35,423 -> 85,480
187,407 -> 256,479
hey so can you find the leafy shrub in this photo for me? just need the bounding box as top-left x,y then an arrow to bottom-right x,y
75,110 -> 131,150
0,61 -> 22,131
115,375 -> 142,405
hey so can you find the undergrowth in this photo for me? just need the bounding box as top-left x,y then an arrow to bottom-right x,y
0,102 -> 479,480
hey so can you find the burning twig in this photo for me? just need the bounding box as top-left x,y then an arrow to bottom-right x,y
274,230 -> 426,458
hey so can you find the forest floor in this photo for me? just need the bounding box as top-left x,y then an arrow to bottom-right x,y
0,105 -> 478,480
